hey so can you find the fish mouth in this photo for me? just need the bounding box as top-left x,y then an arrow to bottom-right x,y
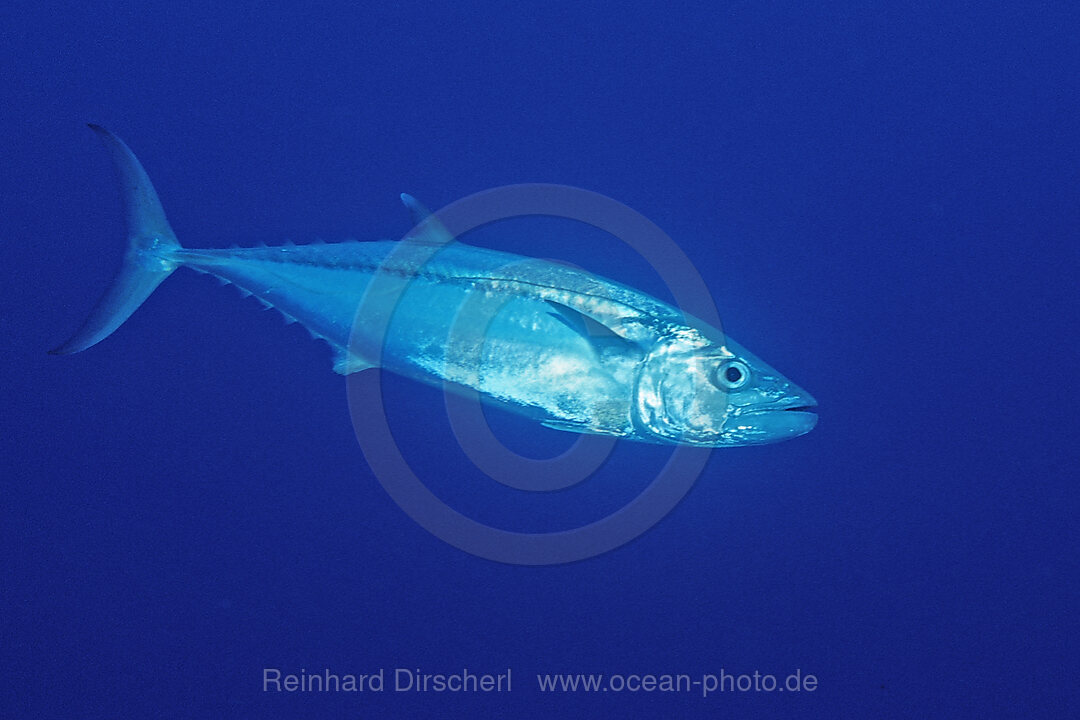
732,395 -> 818,443
748,392 -> 818,416
740,402 -> 818,420
736,409 -> 817,442
773,388 -> 819,414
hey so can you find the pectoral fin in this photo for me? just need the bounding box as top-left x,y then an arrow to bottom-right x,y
544,300 -> 639,357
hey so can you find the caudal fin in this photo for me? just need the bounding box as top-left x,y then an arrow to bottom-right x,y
50,125 -> 182,355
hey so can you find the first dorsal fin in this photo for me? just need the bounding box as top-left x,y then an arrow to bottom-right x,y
400,193 -> 455,246
400,193 -> 431,226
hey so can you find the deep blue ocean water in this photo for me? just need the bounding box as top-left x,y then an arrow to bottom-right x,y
3,2 -> 1078,717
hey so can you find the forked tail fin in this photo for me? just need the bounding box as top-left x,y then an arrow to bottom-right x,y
50,125 -> 182,354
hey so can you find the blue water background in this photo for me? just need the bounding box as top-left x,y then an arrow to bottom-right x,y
3,2 -> 1078,717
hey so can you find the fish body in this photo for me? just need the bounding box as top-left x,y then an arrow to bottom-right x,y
53,127 -> 817,446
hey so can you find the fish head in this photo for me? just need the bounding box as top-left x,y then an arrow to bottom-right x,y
633,333 -> 817,447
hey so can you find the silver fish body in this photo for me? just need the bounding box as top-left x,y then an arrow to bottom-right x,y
53,127 -> 817,447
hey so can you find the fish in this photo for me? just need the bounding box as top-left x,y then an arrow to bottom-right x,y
51,126 -> 817,447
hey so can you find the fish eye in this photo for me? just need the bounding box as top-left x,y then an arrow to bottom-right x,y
711,360 -> 750,390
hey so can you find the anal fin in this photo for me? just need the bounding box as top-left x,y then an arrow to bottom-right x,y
333,350 -> 376,375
